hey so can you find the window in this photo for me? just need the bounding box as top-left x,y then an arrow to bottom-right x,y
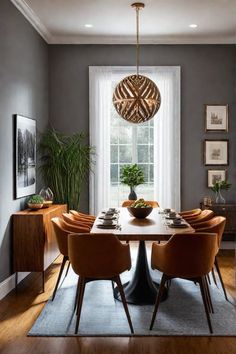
89,66 -> 180,215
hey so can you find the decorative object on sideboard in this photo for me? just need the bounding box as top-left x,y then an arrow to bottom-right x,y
204,140 -> 229,166
205,104 -> 228,132
113,3 -> 161,124
120,164 -> 145,200
39,187 -> 54,208
38,128 -> 95,210
27,194 -> 44,210
15,115 -> 36,199
211,180 -> 231,204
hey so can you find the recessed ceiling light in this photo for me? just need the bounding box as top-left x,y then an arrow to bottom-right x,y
189,24 -> 198,28
85,24 -> 93,28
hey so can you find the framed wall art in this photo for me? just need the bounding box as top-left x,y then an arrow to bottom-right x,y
207,169 -> 226,188
205,104 -> 228,132
204,140 -> 228,166
15,114 -> 36,198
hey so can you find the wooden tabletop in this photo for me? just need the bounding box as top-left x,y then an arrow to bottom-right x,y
90,208 -> 194,241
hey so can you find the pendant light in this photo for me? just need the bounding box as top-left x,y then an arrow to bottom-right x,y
113,2 -> 161,124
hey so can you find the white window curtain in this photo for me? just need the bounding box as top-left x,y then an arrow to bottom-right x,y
89,66 -> 181,215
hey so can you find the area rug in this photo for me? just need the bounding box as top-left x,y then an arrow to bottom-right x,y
28,261 -> 236,336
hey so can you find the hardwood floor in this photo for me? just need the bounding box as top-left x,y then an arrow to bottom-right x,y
0,244 -> 235,354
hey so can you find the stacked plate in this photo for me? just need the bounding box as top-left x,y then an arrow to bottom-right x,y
96,208 -> 119,229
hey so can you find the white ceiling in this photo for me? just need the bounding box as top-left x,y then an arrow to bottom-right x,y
12,0 -> 236,44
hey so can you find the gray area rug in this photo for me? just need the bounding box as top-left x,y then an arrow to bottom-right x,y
29,255 -> 236,337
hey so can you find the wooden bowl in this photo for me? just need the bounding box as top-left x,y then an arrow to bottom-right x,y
27,203 -> 43,210
128,206 -> 153,219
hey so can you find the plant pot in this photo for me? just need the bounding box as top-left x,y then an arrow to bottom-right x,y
128,187 -> 137,200
28,203 -> 43,210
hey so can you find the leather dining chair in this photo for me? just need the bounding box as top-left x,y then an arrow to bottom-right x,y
149,232 -> 217,333
185,209 -> 214,225
68,233 -> 134,334
69,210 -> 96,222
51,217 -> 90,300
179,208 -> 202,218
122,200 -> 159,208
192,216 -> 228,300
62,212 -> 94,229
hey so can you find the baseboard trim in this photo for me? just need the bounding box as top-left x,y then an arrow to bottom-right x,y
0,272 -> 29,300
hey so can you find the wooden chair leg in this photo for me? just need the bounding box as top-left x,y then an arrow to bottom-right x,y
115,276 -> 134,334
199,277 -> 213,334
65,261 -> 71,277
211,267 -> 218,287
203,276 -> 214,314
75,277 -> 86,334
73,277 -> 80,312
150,274 -> 167,330
206,273 -> 211,285
214,257 -> 228,301
52,256 -> 68,300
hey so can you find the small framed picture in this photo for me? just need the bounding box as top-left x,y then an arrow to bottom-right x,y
204,140 -> 228,166
15,114 -> 36,198
205,104 -> 228,132
207,170 -> 226,188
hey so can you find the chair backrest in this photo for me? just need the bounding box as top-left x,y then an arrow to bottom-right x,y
69,210 -> 96,221
122,200 -> 159,208
179,208 -> 201,218
152,232 -> 217,279
62,213 -> 93,228
187,209 -> 214,224
51,217 -> 90,256
192,216 -> 226,249
68,233 -> 131,278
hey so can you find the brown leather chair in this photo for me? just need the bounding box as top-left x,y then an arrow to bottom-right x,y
68,233 -> 134,334
192,216 -> 228,300
122,200 -> 159,208
179,208 -> 202,218
51,217 -> 90,300
186,210 -> 214,225
70,210 -> 96,222
62,212 -> 94,229
149,232 -> 217,333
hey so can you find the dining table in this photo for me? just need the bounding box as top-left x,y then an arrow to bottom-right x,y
90,207 -> 194,305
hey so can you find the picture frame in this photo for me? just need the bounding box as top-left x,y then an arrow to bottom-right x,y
15,114 -> 36,199
204,139 -> 228,166
207,169 -> 226,188
205,104 -> 228,132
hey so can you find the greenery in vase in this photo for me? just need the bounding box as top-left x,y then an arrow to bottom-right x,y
211,180 -> 231,193
28,194 -> 44,204
120,164 -> 145,188
38,128 -> 95,210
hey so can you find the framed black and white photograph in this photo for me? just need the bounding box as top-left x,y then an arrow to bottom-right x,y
204,140 -> 228,166
207,169 -> 226,188
15,115 -> 36,198
205,104 -> 228,132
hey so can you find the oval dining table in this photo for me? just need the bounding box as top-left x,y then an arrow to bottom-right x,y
90,208 -> 194,305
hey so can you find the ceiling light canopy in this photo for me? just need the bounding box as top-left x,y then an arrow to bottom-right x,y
113,3 -> 161,124
85,24 -> 93,28
189,24 -> 198,28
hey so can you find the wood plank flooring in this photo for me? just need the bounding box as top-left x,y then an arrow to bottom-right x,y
0,244 -> 235,354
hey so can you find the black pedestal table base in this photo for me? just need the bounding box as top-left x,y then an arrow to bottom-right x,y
114,240 -> 168,305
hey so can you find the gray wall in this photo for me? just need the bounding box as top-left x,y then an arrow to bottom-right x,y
49,44 -> 236,212
0,0 -> 48,282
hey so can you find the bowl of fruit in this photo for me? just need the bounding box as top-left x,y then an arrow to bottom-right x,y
128,199 -> 153,219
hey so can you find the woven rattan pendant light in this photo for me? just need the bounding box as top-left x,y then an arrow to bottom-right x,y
113,2 -> 161,124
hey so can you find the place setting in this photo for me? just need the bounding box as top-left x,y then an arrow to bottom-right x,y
96,208 -> 120,229
163,209 -> 189,228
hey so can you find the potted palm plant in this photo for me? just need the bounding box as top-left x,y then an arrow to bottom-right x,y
211,180 -> 231,204
38,128 -> 94,210
120,164 -> 145,200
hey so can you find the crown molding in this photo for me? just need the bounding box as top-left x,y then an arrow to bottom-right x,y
11,0 -> 51,43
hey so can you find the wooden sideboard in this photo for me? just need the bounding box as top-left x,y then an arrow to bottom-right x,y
200,203 -> 236,239
13,204 -> 67,291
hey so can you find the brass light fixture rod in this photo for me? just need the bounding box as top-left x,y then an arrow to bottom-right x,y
131,3 -> 145,77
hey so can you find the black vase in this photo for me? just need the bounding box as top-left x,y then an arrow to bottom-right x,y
128,187 -> 137,200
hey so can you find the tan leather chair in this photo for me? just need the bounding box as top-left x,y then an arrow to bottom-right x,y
179,208 -> 202,218
192,216 -> 227,300
70,210 -> 96,222
68,233 -> 134,334
62,212 -> 94,229
149,232 -> 217,333
186,209 -> 214,225
51,217 -> 90,300
122,200 -> 159,208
